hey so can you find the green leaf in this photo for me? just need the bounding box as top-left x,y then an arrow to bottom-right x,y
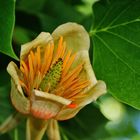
17,0 -> 46,12
91,0 -> 140,109
0,84 -> 14,123
0,134 -> 11,140
0,0 -> 18,60
13,27 -> 31,45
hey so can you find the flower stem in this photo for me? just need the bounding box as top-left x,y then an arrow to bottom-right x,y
26,116 -> 48,140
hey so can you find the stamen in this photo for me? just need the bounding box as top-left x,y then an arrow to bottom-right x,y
60,41 -> 66,59
41,44 -> 50,74
34,71 -> 42,89
60,63 -> 83,84
28,54 -> 34,86
20,60 -> 28,78
72,80 -> 90,90
36,47 -> 41,71
54,36 -> 63,61
62,53 -> 77,77
19,36 -> 90,101
44,43 -> 54,73
53,86 -> 65,96
62,78 -> 80,91
55,78 -> 79,96
19,80 -> 29,95
63,80 -> 90,99
20,66 -> 25,74
64,89 -> 82,98
63,50 -> 72,69
30,51 -> 36,72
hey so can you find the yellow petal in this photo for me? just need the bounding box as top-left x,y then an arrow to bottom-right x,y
52,22 -> 90,53
7,62 -> 30,114
74,50 -> 97,91
55,106 -> 82,121
7,62 -> 23,95
31,100 -> 61,120
20,32 -> 53,61
55,81 -> 106,120
31,90 -> 72,120
34,89 -> 72,105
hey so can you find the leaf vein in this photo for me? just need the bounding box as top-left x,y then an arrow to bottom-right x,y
105,30 -> 140,48
107,3 -> 132,28
94,34 -> 139,76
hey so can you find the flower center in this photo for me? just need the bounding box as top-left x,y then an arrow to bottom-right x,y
20,37 -> 90,100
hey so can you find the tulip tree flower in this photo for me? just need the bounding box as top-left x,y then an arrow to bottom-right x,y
0,22 -> 106,140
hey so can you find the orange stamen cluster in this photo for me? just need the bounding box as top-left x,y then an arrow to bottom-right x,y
20,36 -> 90,102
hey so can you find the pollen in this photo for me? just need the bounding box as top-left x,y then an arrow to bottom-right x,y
19,36 -> 90,101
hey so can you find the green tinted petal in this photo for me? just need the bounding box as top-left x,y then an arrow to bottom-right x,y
52,22 -> 90,53
55,106 -> 82,121
7,62 -> 30,114
20,32 -> 53,61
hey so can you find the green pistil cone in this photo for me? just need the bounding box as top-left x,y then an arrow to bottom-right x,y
39,58 -> 63,92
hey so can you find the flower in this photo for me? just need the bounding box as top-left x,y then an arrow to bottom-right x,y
6,22 -> 106,139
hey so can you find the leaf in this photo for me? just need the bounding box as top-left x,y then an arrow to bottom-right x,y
13,27 -> 31,45
91,0 -> 140,109
0,134 -> 11,140
17,0 -> 46,12
0,84 -> 14,123
0,0 -> 18,60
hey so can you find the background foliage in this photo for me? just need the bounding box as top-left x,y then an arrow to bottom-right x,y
0,0 -> 140,139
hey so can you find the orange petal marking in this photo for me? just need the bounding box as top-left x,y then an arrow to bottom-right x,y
67,103 -> 77,108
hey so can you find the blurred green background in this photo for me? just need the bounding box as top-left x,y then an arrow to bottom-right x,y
0,0 -> 140,139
